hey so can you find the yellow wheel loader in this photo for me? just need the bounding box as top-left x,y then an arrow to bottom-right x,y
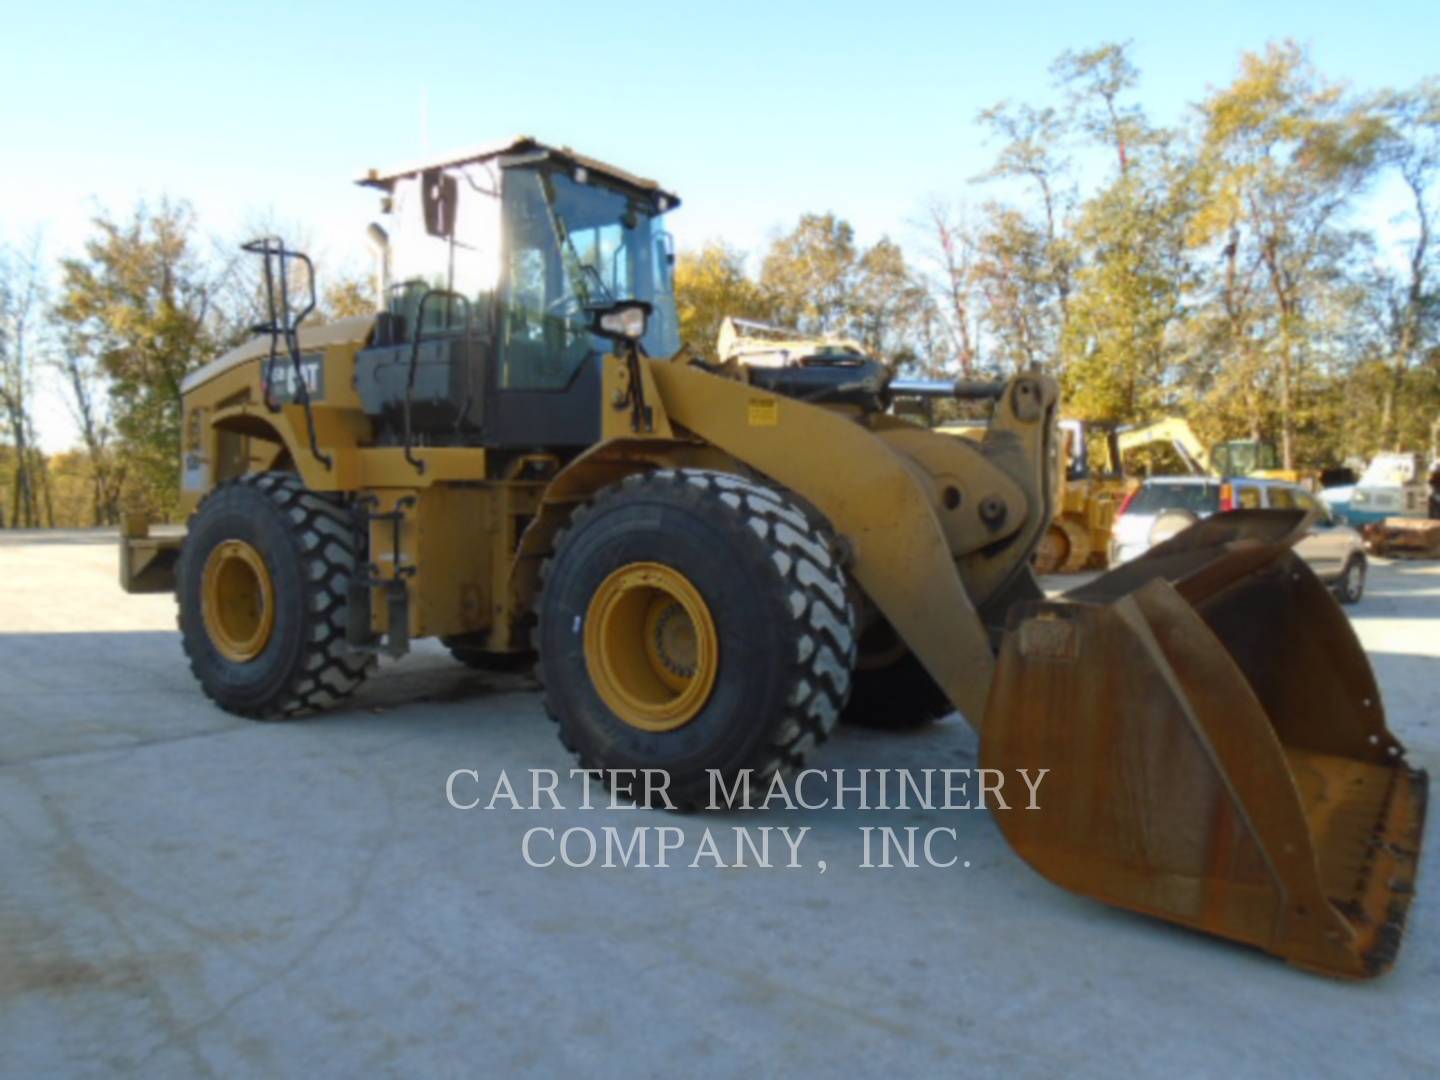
120,137 -> 1426,977
1030,418 -> 1125,575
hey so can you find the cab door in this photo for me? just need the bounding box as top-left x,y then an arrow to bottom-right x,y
488,167 -> 604,449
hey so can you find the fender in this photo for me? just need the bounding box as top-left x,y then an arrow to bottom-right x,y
645,359 -> 1044,727
510,436 -> 738,614
211,407 -> 298,475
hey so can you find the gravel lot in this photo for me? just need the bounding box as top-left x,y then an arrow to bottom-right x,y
2,530 -> 1437,1077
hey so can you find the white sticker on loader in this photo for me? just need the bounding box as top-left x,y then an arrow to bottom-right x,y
182,453 -> 209,492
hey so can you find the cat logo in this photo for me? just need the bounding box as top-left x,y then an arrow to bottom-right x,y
264,353 -> 325,405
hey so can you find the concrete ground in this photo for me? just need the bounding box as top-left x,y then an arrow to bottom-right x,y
1,530 -> 1437,1079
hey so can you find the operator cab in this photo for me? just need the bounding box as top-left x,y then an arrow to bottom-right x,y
355,137 -> 681,451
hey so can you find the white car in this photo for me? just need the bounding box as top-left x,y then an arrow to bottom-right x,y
1108,476 -> 1367,603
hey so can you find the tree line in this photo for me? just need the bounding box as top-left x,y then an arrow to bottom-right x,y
678,40 -> 1440,470
0,205 -> 369,526
2,39 -> 1437,527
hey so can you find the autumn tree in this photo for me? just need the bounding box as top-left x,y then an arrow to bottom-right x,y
673,242 -> 772,360
1054,43 -> 1193,421
760,214 -> 931,367
1189,41 -> 1386,468
52,201 -> 221,516
322,271 -> 379,320
760,214 -> 861,336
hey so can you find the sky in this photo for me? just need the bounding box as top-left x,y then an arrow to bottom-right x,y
3,0 -> 1438,450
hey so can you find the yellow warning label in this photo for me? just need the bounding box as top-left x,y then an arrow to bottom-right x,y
748,397 -> 779,426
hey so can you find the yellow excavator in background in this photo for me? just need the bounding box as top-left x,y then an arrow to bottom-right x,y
1118,416 -> 1311,485
1030,416 -> 1203,575
1028,418 -> 1308,573
119,138 -> 1424,977
1117,415 -> 1212,475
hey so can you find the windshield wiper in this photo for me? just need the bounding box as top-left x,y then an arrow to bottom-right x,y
578,263 -> 612,303
538,174 -> 614,306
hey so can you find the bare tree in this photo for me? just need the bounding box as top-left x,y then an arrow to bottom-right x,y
0,238 -> 53,527
921,200 -> 980,375
975,99 -> 1076,333
1374,81 -> 1440,449
54,346 -> 125,525
1052,41 -> 1144,177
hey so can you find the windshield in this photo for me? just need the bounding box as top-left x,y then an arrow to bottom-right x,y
1130,481 -> 1220,516
1212,440 -> 1279,478
499,164 -> 680,391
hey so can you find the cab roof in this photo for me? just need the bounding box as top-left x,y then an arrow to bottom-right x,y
356,136 -> 680,207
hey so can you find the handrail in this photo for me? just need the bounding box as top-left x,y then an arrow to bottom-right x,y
240,237 -> 331,470
401,288 -> 470,475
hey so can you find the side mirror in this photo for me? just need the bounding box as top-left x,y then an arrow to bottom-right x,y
588,301 -> 652,344
422,169 -> 459,238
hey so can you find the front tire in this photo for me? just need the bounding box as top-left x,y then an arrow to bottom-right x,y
1336,555 -> 1366,605
176,473 -> 373,718
1033,516 -> 1092,575
538,469 -> 855,807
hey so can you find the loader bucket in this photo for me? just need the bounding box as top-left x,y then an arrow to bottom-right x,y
983,510 -> 1427,977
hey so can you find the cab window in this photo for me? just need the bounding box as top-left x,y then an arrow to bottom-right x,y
1267,487 -> 1296,510
497,165 -> 681,392
498,169 -> 594,391
1235,485 -> 1262,510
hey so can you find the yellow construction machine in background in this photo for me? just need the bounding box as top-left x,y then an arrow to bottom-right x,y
1032,417 -> 1310,573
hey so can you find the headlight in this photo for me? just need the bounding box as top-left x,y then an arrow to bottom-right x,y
590,302 -> 651,342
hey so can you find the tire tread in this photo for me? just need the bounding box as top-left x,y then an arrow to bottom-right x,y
177,472 -> 373,718
538,468 -> 856,806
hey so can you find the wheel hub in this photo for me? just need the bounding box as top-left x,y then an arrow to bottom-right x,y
201,539 -> 276,663
584,562 -> 718,732
650,601 -> 697,679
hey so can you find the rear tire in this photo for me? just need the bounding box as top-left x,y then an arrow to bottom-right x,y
1032,523 -> 1069,575
1033,516 -> 1092,574
538,469 -> 855,808
176,473 -> 373,718
842,619 -> 951,730
1056,517 -> 1093,572
442,639 -> 537,673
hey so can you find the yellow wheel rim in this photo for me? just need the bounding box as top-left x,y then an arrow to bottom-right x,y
202,539 -> 276,663
584,562 -> 719,732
